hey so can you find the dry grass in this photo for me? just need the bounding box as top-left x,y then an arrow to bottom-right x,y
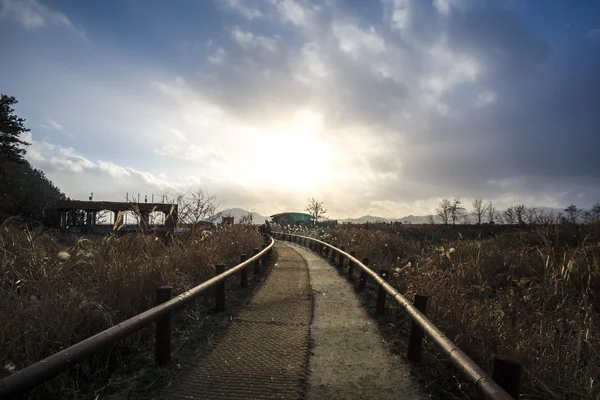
283,223 -> 600,399
0,221 -> 262,396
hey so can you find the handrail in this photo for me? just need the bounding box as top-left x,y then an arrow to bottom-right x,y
275,232 -> 515,400
0,236 -> 275,398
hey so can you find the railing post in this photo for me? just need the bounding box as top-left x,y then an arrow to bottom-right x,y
216,264 -> 225,312
492,355 -> 521,399
261,244 -> 267,266
348,250 -> 356,280
253,248 -> 260,275
240,254 -> 248,288
338,246 -> 346,268
324,245 -> 329,259
155,286 -> 172,366
359,258 -> 369,292
376,270 -> 389,314
407,294 -> 428,362
330,244 -> 337,262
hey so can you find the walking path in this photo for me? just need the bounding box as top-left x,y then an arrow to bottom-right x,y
290,244 -> 427,400
165,243 -> 312,399
164,242 -> 426,400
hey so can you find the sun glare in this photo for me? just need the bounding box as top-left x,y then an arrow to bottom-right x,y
257,132 -> 331,189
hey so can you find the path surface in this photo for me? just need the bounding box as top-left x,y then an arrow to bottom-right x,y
289,244 -> 427,400
165,243 -> 312,399
165,242 -> 426,400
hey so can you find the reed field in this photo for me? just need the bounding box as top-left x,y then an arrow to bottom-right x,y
281,222 -> 600,399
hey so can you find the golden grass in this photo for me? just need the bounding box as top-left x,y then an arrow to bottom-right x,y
285,223 -> 600,399
0,221 -> 262,390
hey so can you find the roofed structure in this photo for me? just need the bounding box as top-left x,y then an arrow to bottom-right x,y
270,212 -> 313,226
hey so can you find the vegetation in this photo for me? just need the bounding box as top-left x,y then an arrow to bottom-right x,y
279,222 -> 600,399
305,197 -> 327,226
0,222 -> 263,398
0,94 -> 66,224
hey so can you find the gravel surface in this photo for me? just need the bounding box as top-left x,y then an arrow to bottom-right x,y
289,244 -> 429,400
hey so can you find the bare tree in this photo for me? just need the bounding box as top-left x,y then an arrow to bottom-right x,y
513,204 -> 527,225
485,201 -> 498,224
161,188 -> 220,232
436,198 -> 452,225
583,203 -> 600,223
503,206 -> 516,224
525,207 -> 538,225
471,198 -> 487,225
426,214 -> 435,225
461,213 -> 471,224
564,204 -> 581,225
305,197 -> 327,226
236,210 -> 255,225
450,197 -> 466,225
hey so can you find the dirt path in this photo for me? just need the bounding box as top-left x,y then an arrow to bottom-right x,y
289,243 -> 428,400
163,243 -> 312,399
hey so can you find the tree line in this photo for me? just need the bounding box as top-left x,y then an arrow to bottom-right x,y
0,94 -> 66,224
431,197 -> 600,225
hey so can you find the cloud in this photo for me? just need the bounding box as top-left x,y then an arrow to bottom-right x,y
5,0 -> 600,217
1,0 -> 86,39
154,144 -> 229,165
475,90 -> 496,107
231,26 -> 278,52
222,0 -> 263,20
39,119 -> 64,130
207,47 -> 226,65
586,29 -> 600,40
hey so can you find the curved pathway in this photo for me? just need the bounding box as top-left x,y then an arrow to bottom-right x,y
164,242 -> 426,399
290,243 -> 427,400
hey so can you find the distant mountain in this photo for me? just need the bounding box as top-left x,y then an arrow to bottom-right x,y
337,214 -> 433,224
337,215 -> 391,224
212,208 -> 267,224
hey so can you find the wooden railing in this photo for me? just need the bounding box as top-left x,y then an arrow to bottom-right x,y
275,232 -> 520,400
0,237 -> 274,399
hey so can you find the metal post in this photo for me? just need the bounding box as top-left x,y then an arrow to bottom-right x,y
330,244 -> 337,262
359,258 -> 369,292
492,355 -> 521,399
155,286 -> 172,366
240,254 -> 248,288
324,245 -> 330,259
348,250 -> 356,280
253,248 -> 260,275
216,264 -> 225,312
407,294 -> 428,362
376,270 -> 389,314
338,246 -> 346,268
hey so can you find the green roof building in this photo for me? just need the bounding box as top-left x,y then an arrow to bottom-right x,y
270,212 -> 313,226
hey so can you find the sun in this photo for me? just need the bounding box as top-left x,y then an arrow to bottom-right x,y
257,132 -> 331,189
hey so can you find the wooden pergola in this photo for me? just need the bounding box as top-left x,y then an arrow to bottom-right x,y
55,200 -> 178,233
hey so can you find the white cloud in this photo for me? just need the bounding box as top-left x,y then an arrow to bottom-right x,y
586,29 -> 600,40
231,26 -> 278,52
434,0 -> 459,15
1,0 -> 86,39
154,144 -> 229,164
332,23 -> 386,61
269,0 -> 315,27
223,0 -> 262,20
475,91 -> 497,107
39,118 -> 64,130
207,47 -> 226,65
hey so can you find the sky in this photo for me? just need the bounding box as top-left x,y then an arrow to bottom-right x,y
1,0 -> 599,219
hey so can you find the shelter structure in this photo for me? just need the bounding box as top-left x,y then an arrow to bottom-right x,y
56,200 -> 178,234
270,212 -> 313,226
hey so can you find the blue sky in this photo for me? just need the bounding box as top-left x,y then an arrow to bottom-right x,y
1,0 -> 599,218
